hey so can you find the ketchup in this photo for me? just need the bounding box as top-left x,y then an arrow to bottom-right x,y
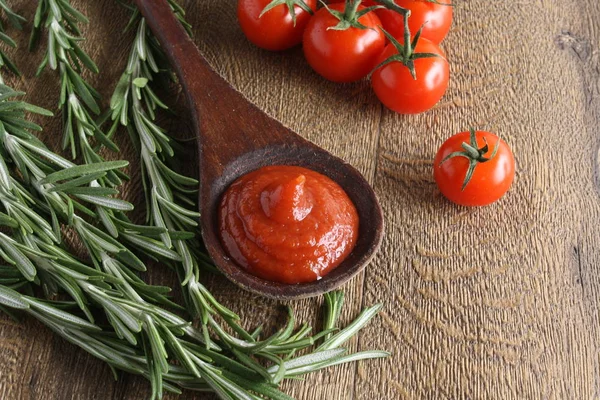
218,166 -> 359,284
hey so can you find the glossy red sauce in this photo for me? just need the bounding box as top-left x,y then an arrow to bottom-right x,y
218,166 -> 359,284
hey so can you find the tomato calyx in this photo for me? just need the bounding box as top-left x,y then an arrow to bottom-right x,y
440,128 -> 501,191
371,12 -> 441,79
323,0 -> 383,31
372,0 -> 409,15
260,0 -> 314,26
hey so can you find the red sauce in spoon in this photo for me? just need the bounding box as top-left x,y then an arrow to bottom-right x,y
218,166 -> 359,284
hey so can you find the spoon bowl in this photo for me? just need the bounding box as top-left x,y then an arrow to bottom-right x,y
135,0 -> 384,299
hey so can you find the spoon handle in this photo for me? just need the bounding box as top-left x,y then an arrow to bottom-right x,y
135,0 -> 300,173
133,0 -> 218,115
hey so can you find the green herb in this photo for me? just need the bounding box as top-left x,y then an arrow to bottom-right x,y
30,0 -> 120,175
0,0 -> 25,82
322,290 -> 345,340
1,264 -> 387,398
0,85 -> 183,310
108,4 -> 234,333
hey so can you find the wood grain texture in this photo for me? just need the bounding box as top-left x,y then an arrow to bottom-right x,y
0,1 -> 599,399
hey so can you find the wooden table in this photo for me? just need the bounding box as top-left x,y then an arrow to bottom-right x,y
1,1 -> 599,399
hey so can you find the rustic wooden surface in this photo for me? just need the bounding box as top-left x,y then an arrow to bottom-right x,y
1,0 -> 599,399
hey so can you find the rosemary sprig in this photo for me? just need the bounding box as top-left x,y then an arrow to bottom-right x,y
0,85 -> 183,312
0,270 -> 387,399
109,5 -> 231,330
0,87 -> 217,396
30,0 -> 120,179
29,1 -> 185,265
0,0 -> 25,82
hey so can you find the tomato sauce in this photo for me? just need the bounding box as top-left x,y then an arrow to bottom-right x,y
218,166 -> 359,284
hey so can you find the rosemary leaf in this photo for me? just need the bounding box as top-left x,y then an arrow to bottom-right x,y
284,350 -> 391,377
0,284 -> 29,309
32,0 -> 119,175
317,303 -> 383,351
0,1 -> 23,82
41,161 -> 130,184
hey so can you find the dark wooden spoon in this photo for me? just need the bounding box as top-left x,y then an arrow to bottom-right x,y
135,0 -> 384,300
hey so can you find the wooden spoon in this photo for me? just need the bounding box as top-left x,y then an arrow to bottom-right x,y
135,0 -> 384,300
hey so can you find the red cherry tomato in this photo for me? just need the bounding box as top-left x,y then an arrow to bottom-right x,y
303,4 -> 385,82
433,130 -> 515,207
376,0 -> 452,44
371,37 -> 449,114
238,0 -> 317,51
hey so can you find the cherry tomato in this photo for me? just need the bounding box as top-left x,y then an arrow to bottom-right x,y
303,3 -> 385,82
371,37 -> 449,114
238,0 -> 317,51
433,130 -> 515,207
376,0 -> 453,44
